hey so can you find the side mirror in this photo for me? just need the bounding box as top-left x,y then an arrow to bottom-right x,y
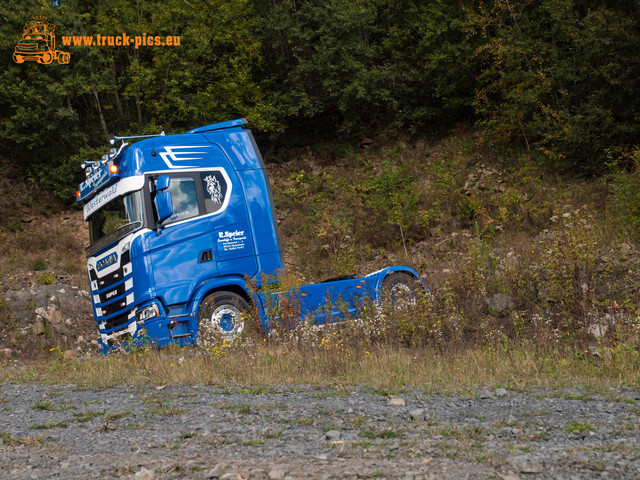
156,191 -> 173,224
156,175 -> 170,192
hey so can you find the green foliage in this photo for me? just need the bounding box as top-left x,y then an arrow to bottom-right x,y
609,152 -> 640,238
366,156 -> 418,254
2,0 -> 639,200
253,0 -> 474,134
32,259 -> 48,271
35,271 -> 54,285
467,0 -> 640,172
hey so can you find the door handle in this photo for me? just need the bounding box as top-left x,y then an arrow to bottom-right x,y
199,249 -> 213,263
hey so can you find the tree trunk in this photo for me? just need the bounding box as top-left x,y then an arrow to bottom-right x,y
92,90 -> 109,137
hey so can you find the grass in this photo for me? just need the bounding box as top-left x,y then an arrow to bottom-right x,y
31,421 -> 70,430
361,428 -> 404,440
564,422 -> 595,434
2,340 -> 639,391
0,431 -> 44,446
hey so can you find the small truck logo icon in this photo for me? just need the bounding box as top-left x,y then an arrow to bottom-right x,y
13,17 -> 70,65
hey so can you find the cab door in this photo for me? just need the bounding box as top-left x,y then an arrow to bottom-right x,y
146,174 -> 217,306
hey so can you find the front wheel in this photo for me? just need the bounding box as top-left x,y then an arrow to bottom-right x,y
381,272 -> 419,309
197,291 -> 251,345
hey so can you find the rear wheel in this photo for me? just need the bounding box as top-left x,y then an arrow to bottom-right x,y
197,291 -> 251,345
381,272 -> 419,309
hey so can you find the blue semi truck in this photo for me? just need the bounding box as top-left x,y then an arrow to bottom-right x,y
76,118 -> 424,353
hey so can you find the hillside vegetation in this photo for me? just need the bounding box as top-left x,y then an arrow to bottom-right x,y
1,131 -> 640,381
1,0 -> 640,383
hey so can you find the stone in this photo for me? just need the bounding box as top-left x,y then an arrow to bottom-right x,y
495,388 -> 508,398
206,464 -> 224,478
388,397 -> 406,406
0,348 -> 12,360
63,350 -> 77,361
35,307 -> 49,320
268,468 -> 286,480
409,408 -> 426,421
509,455 -> 543,474
32,316 -> 46,335
49,309 -> 63,324
588,324 -> 608,338
483,293 -> 515,317
135,467 -> 155,480
248,469 -> 269,480
325,430 -> 342,441
219,474 -> 239,480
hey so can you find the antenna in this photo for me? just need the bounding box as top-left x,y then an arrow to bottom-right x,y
109,131 -> 165,145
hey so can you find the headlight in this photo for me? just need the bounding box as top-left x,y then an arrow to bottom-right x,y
136,304 -> 159,324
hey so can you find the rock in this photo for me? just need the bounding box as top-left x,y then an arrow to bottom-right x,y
63,350 -> 77,361
588,345 -> 612,361
509,455 -> 543,474
32,316 -> 46,335
588,323 -> 608,338
248,469 -> 269,480
495,388 -> 508,398
35,307 -> 49,320
219,474 -> 239,480
483,293 -> 515,317
135,467 -> 155,480
77,335 -> 86,344
0,348 -> 12,360
268,468 -> 286,480
325,430 -> 342,441
409,408 -> 426,421
205,464 -> 224,478
479,387 -> 492,399
49,309 -> 63,324
387,397 -> 406,406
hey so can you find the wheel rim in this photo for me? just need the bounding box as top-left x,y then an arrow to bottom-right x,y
208,304 -> 245,338
389,283 -> 416,308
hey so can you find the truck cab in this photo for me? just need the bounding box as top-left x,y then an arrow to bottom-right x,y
77,119 -> 423,353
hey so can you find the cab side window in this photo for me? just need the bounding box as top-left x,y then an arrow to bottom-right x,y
157,177 -> 199,225
200,171 -> 228,214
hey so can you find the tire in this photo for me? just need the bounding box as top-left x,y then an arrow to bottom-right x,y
57,52 -> 70,64
13,53 -> 24,64
197,291 -> 251,345
380,272 -> 419,309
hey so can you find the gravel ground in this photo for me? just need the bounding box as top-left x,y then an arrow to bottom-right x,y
1,382 -> 639,480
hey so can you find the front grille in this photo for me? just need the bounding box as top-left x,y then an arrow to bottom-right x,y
101,297 -> 129,317
104,311 -> 132,331
99,282 -> 126,303
91,249 -> 134,335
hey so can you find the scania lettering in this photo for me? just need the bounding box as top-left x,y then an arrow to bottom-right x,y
76,119 -> 426,353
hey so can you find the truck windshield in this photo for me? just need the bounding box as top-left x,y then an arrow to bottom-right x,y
87,191 -> 143,254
